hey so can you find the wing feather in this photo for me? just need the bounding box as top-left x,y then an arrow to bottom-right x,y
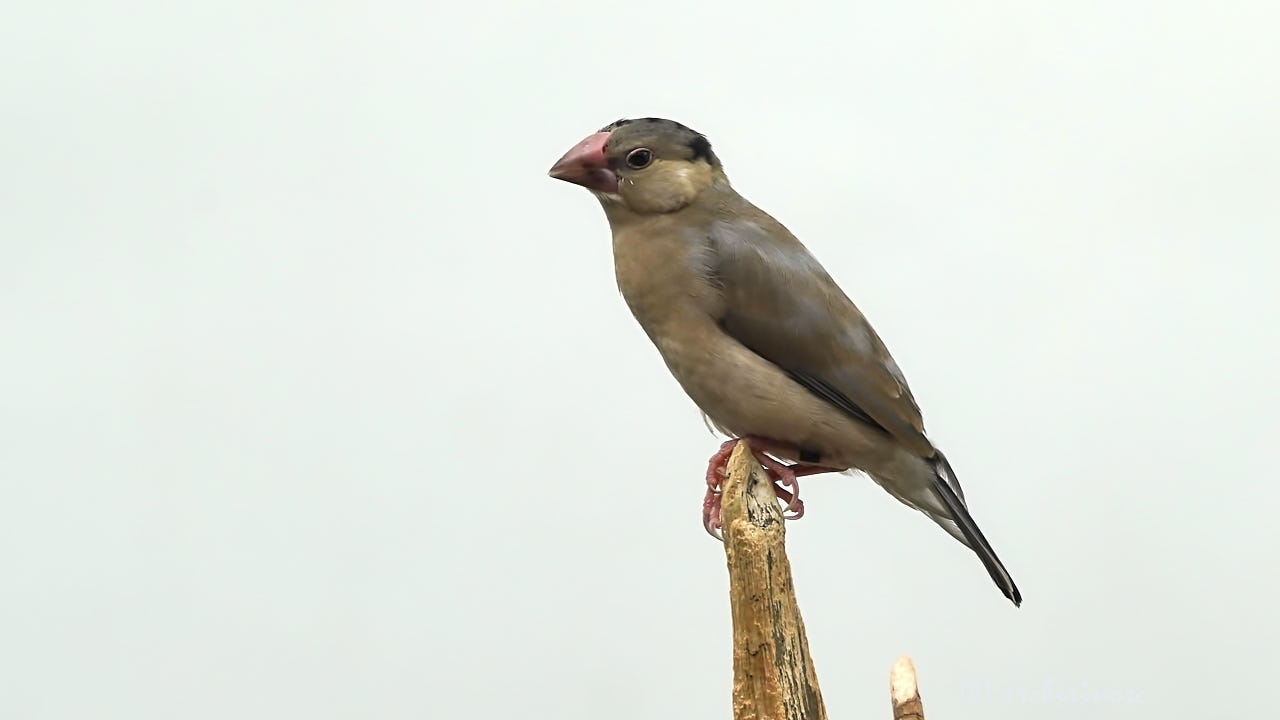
709,209 -> 932,456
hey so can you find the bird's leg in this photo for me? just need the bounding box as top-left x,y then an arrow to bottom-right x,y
738,436 -> 847,518
703,436 -> 844,537
791,464 -> 838,477
750,450 -> 806,519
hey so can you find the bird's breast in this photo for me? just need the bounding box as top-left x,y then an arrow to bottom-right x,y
611,221 -> 723,335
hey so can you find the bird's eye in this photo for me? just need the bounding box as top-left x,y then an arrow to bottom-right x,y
625,148 -> 653,169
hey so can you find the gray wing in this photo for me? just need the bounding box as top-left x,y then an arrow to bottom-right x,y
709,212 -> 933,458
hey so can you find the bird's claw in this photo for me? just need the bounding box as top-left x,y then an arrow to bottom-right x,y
702,439 -> 737,539
702,437 -> 807,538
702,488 -> 723,540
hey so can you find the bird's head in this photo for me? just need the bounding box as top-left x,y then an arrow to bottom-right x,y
548,117 -> 723,215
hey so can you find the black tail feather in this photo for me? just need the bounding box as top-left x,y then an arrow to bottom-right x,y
931,453 -> 1022,607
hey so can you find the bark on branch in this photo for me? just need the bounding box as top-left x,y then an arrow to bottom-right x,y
721,441 -> 827,720
720,441 -> 928,720
890,655 -> 925,720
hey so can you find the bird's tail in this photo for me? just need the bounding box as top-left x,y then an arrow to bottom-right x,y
930,452 -> 1022,607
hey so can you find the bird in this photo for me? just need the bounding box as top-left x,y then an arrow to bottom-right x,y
547,117 -> 1021,606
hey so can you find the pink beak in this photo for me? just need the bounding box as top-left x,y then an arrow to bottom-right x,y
548,132 -> 617,194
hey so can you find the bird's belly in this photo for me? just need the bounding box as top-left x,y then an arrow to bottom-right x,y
653,327 -> 901,471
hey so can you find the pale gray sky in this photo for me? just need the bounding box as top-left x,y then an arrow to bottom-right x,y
2,1 -> 1278,718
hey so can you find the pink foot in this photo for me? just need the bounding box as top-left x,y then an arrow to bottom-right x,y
702,437 -> 842,539
702,439 -> 738,539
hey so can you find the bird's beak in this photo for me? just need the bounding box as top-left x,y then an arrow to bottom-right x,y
548,132 -> 617,194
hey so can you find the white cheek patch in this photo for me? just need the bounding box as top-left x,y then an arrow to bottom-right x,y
669,165 -> 698,191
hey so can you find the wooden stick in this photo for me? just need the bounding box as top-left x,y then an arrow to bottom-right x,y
890,655 -> 926,720
722,441 -> 827,720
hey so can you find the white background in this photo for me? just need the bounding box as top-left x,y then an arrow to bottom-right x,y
3,1 -> 1277,718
